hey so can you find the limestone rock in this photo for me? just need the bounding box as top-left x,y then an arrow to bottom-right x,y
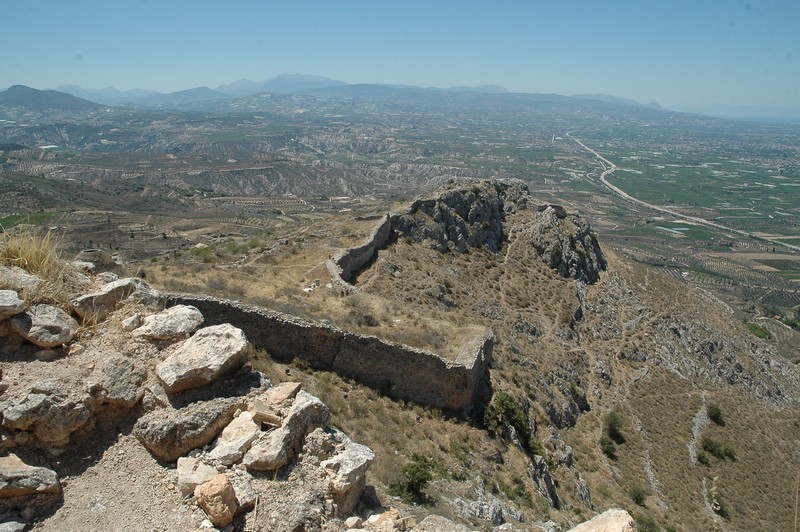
176,456 -> 219,496
71,260 -> 95,273
71,278 -> 139,321
248,399 -> 283,428
1,380 -> 96,446
206,411 -> 260,465
0,454 -> 60,497
121,313 -> 141,332
529,206 -> 607,284
10,304 -> 78,348
265,381 -> 302,405
412,515 -> 474,532
92,356 -> 146,407
194,474 -> 238,528
244,390 -> 330,471
97,271 -> 120,284
321,438 -> 374,514
567,508 -> 635,532
133,397 -> 240,462
156,324 -> 249,394
228,470 -> 257,515
0,291 -> 25,321
0,267 -> 42,292
132,305 -> 204,340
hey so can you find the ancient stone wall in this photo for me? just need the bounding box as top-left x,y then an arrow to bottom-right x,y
167,294 -> 493,413
325,214 -> 392,292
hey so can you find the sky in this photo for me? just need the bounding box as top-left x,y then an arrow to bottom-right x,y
2,0 -> 799,117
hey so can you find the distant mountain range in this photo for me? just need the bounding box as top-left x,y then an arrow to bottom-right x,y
1,76 -> 662,115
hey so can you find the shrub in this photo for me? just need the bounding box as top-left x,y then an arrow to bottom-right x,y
388,453 -> 434,504
697,451 -> 710,465
634,513 -> 660,532
707,403 -> 725,426
600,435 -> 617,459
746,322 -> 771,339
604,411 -> 626,444
701,436 -> 736,461
629,484 -> 648,506
484,392 -> 534,452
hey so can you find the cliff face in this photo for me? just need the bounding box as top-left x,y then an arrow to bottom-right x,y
391,179 -> 529,253
529,205 -> 607,284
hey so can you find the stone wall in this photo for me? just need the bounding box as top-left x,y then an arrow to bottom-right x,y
167,294 -> 493,413
325,214 -> 392,292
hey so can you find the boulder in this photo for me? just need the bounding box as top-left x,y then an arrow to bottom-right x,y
0,267 -> 42,292
568,508 -> 635,532
91,356 -> 146,407
121,313 -> 141,332
132,305 -> 204,340
244,390 -> 330,471
70,278 -> 138,321
1,380 -> 96,446
320,438 -> 374,514
228,470 -> 257,515
0,291 -> 25,321
176,456 -> 219,496
133,397 -> 240,462
0,454 -> 60,497
9,304 -> 78,348
206,411 -> 261,466
156,324 -> 249,394
248,398 -> 283,428
194,474 -> 238,528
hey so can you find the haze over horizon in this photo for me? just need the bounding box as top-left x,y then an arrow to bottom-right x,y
2,0 -> 799,118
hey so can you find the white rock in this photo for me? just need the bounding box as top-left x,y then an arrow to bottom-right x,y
122,313 -> 141,332
0,266 -> 42,291
156,324 -> 249,394
321,439 -> 375,494
207,411 -> 261,466
132,305 -> 204,340
176,457 -> 218,496
71,278 -> 139,321
0,290 -> 25,321
568,508 -> 635,532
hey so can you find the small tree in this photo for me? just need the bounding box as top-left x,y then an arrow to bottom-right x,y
628,485 -> 648,507
389,453 -> 434,504
600,435 -> 617,460
604,411 -> 626,444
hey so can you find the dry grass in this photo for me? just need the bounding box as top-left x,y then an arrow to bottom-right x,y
0,228 -> 78,308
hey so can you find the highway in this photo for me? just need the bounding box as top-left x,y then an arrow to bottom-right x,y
567,132 -> 800,254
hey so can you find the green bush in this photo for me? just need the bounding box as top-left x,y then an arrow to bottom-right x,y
604,411 -> 626,444
600,435 -> 617,459
701,436 -> 736,461
629,484 -> 648,506
707,403 -> 725,426
697,451 -> 710,465
747,322 -> 771,339
484,392 -> 534,452
388,453 -> 434,504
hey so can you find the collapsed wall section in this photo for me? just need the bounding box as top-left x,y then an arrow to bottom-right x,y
167,294 -> 493,413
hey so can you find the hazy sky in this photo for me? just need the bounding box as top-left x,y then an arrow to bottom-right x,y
2,0 -> 799,115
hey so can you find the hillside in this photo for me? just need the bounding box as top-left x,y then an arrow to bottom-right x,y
0,85 -> 102,111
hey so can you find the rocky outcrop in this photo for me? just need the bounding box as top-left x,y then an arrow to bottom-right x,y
529,206 -> 607,284
392,179 -> 529,254
568,508 -> 635,532
155,324 -> 249,394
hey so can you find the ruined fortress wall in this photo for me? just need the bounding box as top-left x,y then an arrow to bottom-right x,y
168,294 -> 492,412
325,213 -> 392,289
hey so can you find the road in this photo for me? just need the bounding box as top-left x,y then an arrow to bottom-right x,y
566,132 -> 800,254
